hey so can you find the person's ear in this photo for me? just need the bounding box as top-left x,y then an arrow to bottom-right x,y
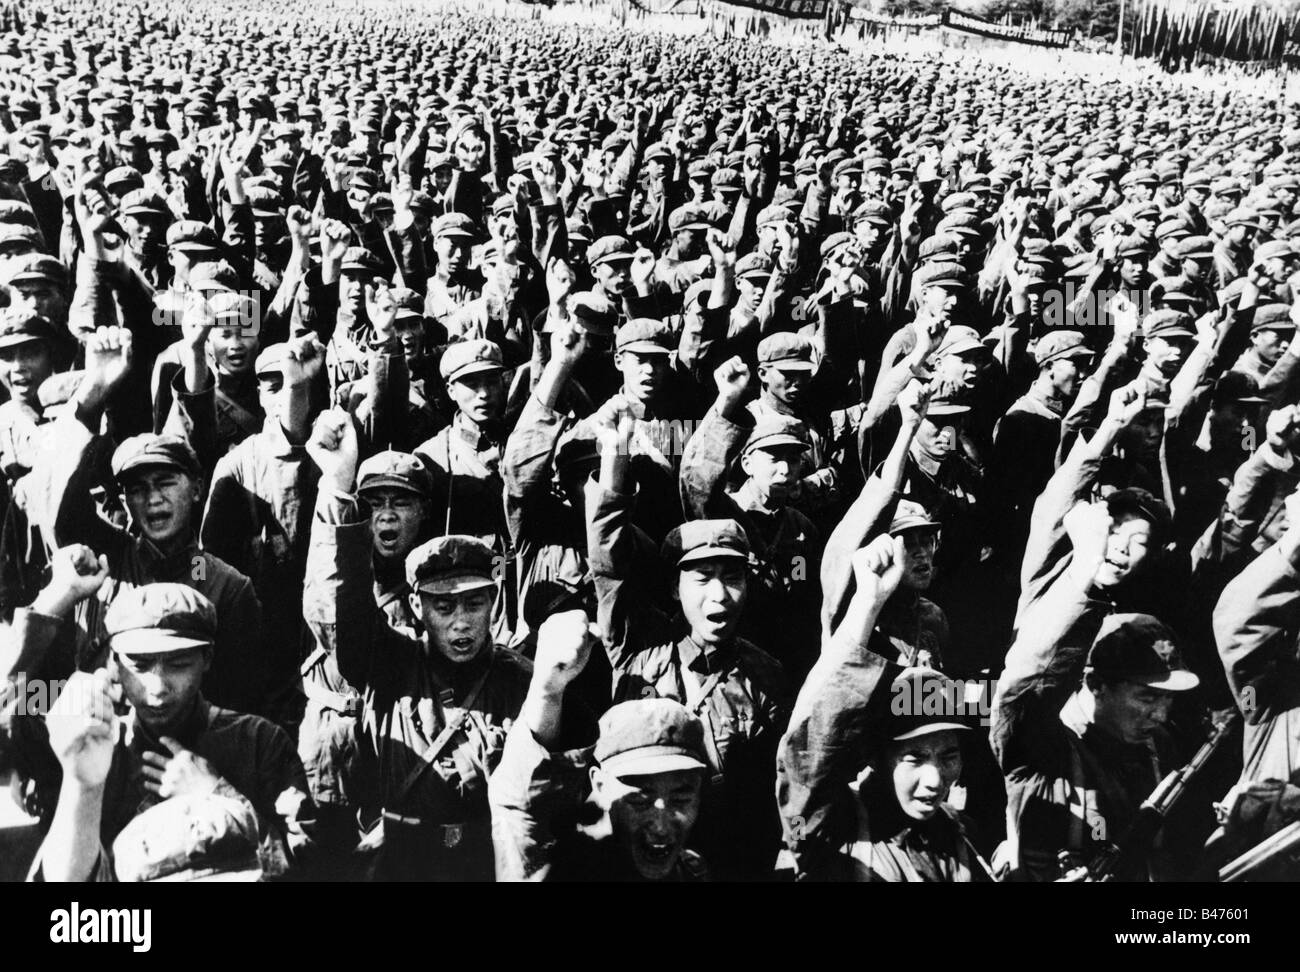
739,450 -> 755,479
200,645 -> 214,675
589,764 -> 609,808
408,592 -> 421,617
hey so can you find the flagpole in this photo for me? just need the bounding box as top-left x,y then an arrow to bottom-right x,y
1116,0 -> 1128,56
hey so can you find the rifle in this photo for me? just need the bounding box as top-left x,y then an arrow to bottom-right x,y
1219,820 -> 1300,882
1059,709 -> 1240,882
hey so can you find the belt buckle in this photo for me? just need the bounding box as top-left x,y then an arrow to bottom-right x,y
442,823 -> 463,849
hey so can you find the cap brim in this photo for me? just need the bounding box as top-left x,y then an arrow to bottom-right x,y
676,546 -> 748,567
593,254 -> 635,266
939,340 -> 985,357
617,341 -> 671,356
172,241 -> 218,253
414,575 -> 496,596
891,722 -> 971,742
602,749 -> 708,779
359,475 -> 427,496
926,403 -> 972,417
0,333 -> 48,350
110,631 -> 211,655
447,361 -> 504,382
1126,669 -> 1200,692
889,518 -> 941,535
744,435 -> 811,453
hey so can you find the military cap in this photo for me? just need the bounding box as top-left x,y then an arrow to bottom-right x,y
2,253 -> 67,286
1212,370 -> 1268,406
104,165 -> 144,195
1175,235 -> 1214,259
189,260 -> 239,292
340,246 -> 381,274
936,325 -> 985,358
1250,303 -> 1296,334
104,583 -> 217,656
120,189 -> 169,219
431,212 -> 477,242
594,699 -> 708,779
940,191 -> 980,214
793,156 -> 817,177
357,450 -> 433,498
615,318 -> 673,356
112,793 -> 262,882
818,232 -> 857,261
668,205 -> 710,234
207,292 -> 258,328
0,309 -> 56,350
1152,277 -> 1196,307
936,211 -> 984,237
405,534 -> 498,596
587,235 -> 636,266
743,412 -> 810,456
1253,239 -> 1297,265
1117,235 -> 1154,259
927,395 -> 972,418
111,433 -> 201,483
852,200 -> 894,226
643,142 -> 673,164
246,186 -> 282,218
734,252 -> 774,283
1085,613 -> 1197,692
568,291 -> 617,337
1034,330 -> 1093,366
1182,169 -> 1213,189
166,220 -> 219,253
1128,201 -> 1161,221
408,192 -> 436,218
390,286 -> 423,320
1155,219 -> 1192,243
756,204 -> 793,229
711,169 -> 742,193
888,499 -> 940,536
687,159 -> 715,181
887,667 -> 975,742
1019,238 -> 1062,268
253,342 -> 292,376
262,149 -> 296,173
913,261 -> 967,291
918,234 -> 963,263
440,339 -> 504,384
1225,207 -> 1263,229
1143,309 -> 1197,341
565,218 -> 592,245
758,331 -> 814,371
1211,177 -> 1243,197
489,194 -> 514,218
661,518 -> 750,567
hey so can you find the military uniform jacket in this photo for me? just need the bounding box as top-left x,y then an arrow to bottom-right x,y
991,570 -> 1179,881
489,721 -> 709,882
586,478 -> 790,879
303,488 -> 532,879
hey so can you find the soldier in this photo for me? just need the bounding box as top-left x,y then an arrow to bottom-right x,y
491,611 -> 709,882
303,408 -> 532,881
18,569 -> 311,882
586,397 -> 790,879
778,534 -> 991,881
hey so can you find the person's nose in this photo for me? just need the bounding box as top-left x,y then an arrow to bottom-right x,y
914,763 -> 943,794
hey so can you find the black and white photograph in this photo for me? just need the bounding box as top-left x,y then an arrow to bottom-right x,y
0,0 -> 1296,946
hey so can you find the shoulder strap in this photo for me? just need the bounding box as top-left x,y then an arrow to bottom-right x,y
393,658 -> 494,807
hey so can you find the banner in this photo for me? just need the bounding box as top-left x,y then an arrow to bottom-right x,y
720,0 -> 827,19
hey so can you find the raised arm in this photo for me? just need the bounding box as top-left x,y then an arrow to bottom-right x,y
777,535 -> 901,881
1213,491 -> 1300,726
302,409 -> 418,693
490,609 -> 600,882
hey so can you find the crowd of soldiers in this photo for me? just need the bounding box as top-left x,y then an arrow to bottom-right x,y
0,0 -> 1298,882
